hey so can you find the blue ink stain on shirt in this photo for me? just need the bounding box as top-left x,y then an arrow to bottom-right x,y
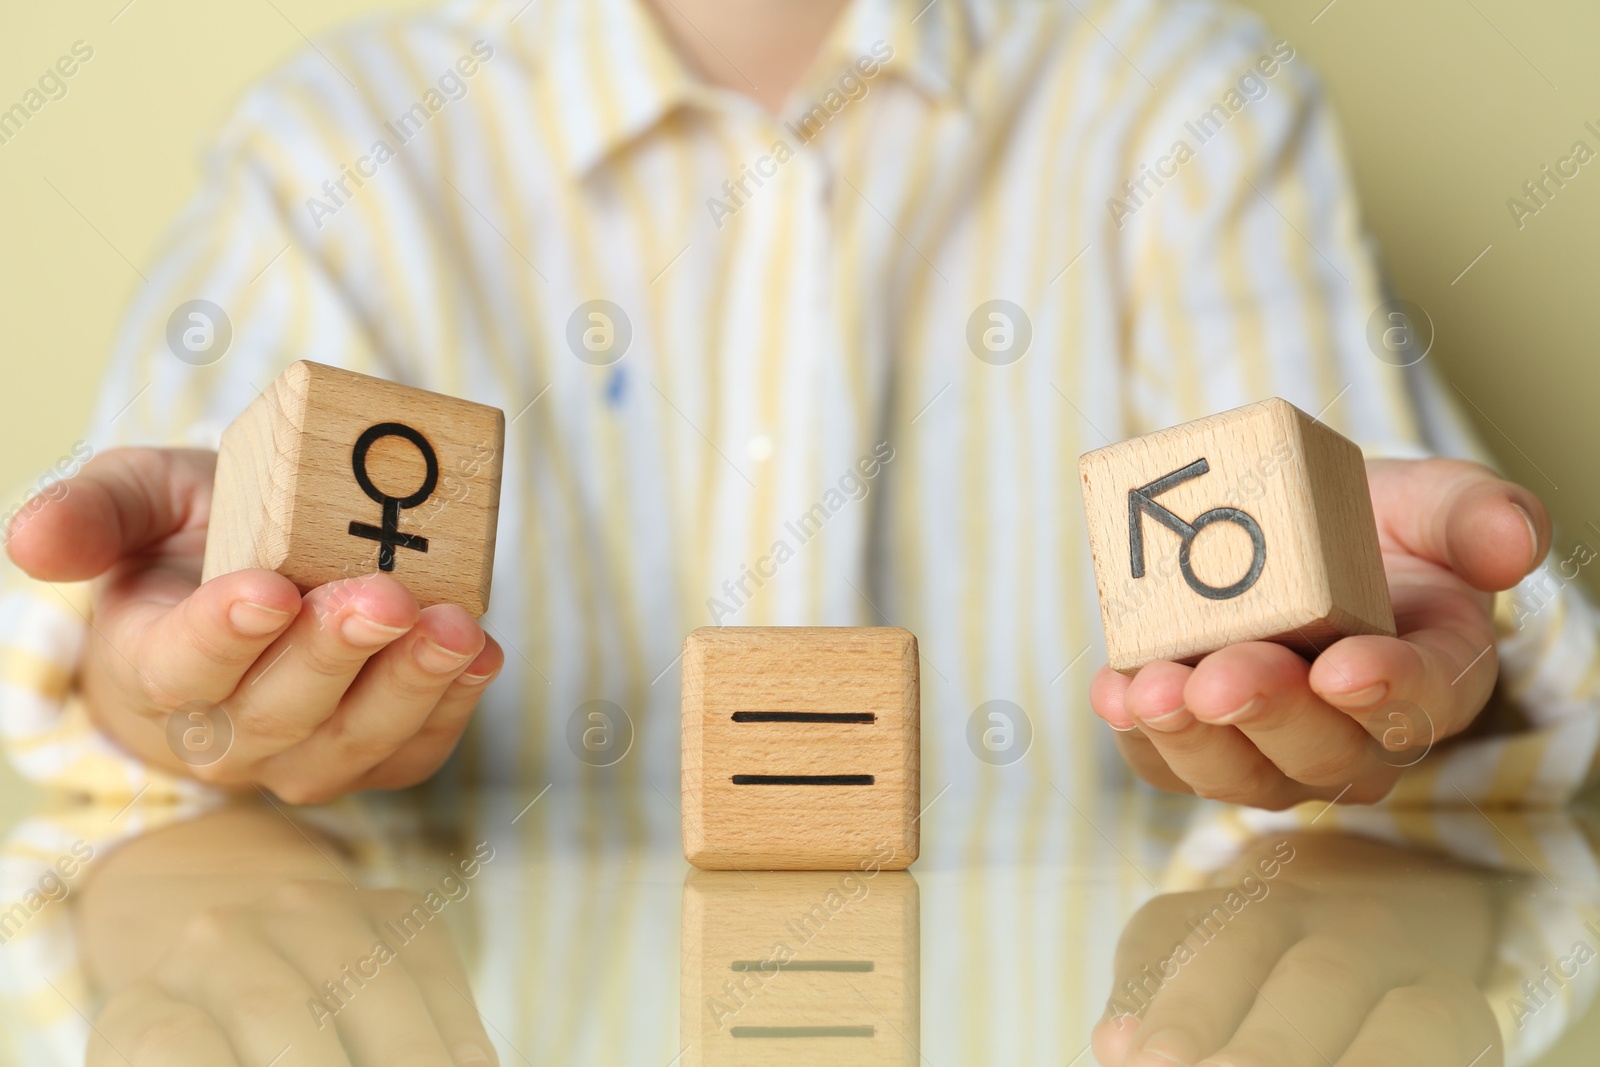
604,365 -> 628,408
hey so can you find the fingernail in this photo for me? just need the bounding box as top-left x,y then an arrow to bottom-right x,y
459,669 -> 497,687
1141,703 -> 1188,727
1139,1028 -> 1196,1066
1512,502 -> 1542,571
1209,696 -> 1260,724
416,637 -> 473,674
229,600 -> 291,636
341,613 -> 408,647
1108,719 -> 1139,733
1328,682 -> 1386,707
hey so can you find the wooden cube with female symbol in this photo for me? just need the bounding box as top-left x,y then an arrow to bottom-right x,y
201,361 -> 505,615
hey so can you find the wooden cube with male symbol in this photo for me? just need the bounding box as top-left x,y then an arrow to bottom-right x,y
1078,398 -> 1394,674
201,360 -> 505,615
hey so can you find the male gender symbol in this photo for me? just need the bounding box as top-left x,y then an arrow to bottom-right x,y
1128,458 -> 1266,600
348,422 -> 439,571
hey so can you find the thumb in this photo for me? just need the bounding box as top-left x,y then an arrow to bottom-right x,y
4,447 -> 217,582
1367,457 -> 1550,593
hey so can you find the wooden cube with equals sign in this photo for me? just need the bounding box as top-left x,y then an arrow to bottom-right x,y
682,627 -> 920,871
681,869 -> 920,1065
1078,397 -> 1394,674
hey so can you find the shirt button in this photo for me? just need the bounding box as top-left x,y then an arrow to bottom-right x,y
747,434 -> 774,463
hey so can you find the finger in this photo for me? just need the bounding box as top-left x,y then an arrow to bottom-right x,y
1124,662 -> 1313,809
1090,665 -> 1139,731
370,887 -> 501,1066
260,606 -> 487,799
1332,972 -> 1501,1067
1186,643 -> 1398,802
1113,902 -> 1299,1067
1123,661 -> 1195,731
1091,1012 -> 1142,1066
1111,727 -> 1199,795
97,568 -> 302,709
1308,541 -> 1503,742
398,944 -> 502,1067
5,447 -> 217,582
1309,628 -> 1494,751
153,909 -> 353,1067
1367,458 -> 1549,591
358,641 -> 504,790
1106,892 -> 1298,1066
217,575 -> 419,771
256,883 -> 457,1066
1113,661 -> 1205,794
92,980 -> 242,1067
1193,933 -> 1392,1067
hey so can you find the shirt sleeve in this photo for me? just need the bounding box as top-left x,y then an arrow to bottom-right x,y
1118,13 -> 1600,804
1115,19 -> 1424,453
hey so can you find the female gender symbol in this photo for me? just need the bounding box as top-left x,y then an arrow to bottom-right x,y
348,422 -> 439,571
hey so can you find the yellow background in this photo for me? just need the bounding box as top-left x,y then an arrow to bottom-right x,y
1,5 -> 1596,768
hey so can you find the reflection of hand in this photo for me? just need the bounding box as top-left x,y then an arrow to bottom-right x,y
90,882 -> 496,1067
6,447 -> 503,803
1092,834 -> 1504,1067
76,807 -> 497,1066
1090,458 -> 1549,809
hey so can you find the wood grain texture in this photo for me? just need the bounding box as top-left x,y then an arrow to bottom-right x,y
681,870 -> 919,1066
682,627 -> 919,871
201,360 -> 505,616
202,362 -> 307,578
1078,397 -> 1394,674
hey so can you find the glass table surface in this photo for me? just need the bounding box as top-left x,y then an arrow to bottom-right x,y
1,780 -> 1596,1066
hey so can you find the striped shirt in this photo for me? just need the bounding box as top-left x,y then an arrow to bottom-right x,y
3,0 -> 1599,808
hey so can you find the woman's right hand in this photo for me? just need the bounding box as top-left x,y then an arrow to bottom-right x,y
5,446 -> 503,803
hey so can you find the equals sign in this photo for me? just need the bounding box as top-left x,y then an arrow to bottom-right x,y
727,960 -> 876,1039
730,711 -> 876,786
730,1025 -> 876,1038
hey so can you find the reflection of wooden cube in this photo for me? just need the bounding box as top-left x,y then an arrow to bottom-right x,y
1079,398 -> 1393,674
682,870 -> 920,1067
201,361 -> 505,615
682,627 -> 919,871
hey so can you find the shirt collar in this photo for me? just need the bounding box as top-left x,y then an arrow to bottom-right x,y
533,0 -> 980,180
531,0 -> 702,179
814,0 -> 977,107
